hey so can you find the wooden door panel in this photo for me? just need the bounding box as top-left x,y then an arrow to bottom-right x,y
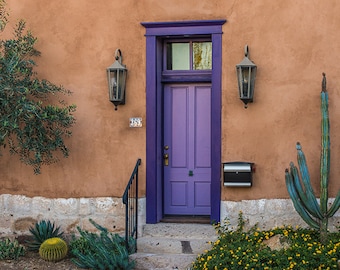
170,87 -> 188,168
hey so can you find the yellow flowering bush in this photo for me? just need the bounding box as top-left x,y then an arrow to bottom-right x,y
191,212 -> 340,269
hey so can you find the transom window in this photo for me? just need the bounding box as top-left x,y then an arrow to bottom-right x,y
165,40 -> 212,71
162,38 -> 212,82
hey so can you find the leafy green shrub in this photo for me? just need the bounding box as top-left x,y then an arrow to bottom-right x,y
26,220 -> 64,251
0,238 -> 25,260
39,237 -> 68,262
69,234 -> 92,256
192,211 -> 340,269
70,219 -> 135,270
0,5 -> 76,174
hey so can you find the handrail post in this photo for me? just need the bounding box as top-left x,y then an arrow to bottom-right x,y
122,158 -> 141,253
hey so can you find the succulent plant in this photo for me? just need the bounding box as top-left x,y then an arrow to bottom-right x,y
71,219 -> 135,270
39,237 -> 68,262
285,73 -> 340,243
26,220 -> 64,251
0,238 -> 25,260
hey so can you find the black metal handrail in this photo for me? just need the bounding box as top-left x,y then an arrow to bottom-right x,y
122,158 -> 141,253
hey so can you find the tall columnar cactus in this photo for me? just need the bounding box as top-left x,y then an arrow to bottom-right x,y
285,73 -> 340,243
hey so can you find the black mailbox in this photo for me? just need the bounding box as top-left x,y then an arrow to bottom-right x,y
223,162 -> 254,187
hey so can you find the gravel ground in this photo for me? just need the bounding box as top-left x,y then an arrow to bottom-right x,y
0,250 -> 82,270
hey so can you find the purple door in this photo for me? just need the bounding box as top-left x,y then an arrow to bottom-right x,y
164,84 -> 211,215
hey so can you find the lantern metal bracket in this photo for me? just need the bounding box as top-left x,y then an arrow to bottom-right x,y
115,48 -> 122,62
244,45 -> 249,57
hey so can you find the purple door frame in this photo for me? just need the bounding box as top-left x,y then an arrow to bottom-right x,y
141,20 -> 226,223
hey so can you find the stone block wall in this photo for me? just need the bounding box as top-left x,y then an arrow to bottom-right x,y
221,199 -> 340,232
0,194 -> 146,237
1,194 -> 339,238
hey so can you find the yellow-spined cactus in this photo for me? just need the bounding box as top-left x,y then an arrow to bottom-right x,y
39,237 -> 68,262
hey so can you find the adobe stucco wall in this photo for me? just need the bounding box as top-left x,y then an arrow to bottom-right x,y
1,1 -> 340,232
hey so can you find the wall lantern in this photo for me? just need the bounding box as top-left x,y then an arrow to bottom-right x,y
107,49 -> 127,110
236,45 -> 257,108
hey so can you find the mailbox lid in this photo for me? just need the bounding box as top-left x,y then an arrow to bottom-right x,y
223,161 -> 253,172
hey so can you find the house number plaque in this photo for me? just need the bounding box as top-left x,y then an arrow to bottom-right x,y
129,117 -> 142,128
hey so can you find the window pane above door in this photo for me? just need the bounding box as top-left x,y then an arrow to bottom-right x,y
193,42 -> 212,70
166,41 -> 212,71
169,43 -> 190,70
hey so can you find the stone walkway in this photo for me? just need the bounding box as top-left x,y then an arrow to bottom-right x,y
130,223 -> 217,270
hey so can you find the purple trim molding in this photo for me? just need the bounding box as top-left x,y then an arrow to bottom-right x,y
142,20 -> 226,223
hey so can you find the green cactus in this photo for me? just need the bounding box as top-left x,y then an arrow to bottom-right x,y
39,237 -> 68,262
285,73 -> 340,243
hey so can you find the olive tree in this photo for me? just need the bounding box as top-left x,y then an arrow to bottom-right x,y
0,1 -> 76,174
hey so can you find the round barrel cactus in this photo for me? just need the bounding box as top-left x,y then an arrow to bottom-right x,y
39,237 -> 68,262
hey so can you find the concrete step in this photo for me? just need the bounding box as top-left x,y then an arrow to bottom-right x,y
131,223 -> 217,270
137,236 -> 213,255
130,253 -> 197,270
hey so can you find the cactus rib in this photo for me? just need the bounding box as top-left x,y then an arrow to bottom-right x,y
285,169 -> 319,229
288,162 -> 322,219
327,191 -> 340,217
295,144 -> 324,220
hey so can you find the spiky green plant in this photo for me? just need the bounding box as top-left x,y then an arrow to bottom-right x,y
0,238 -> 25,260
69,234 -> 91,256
285,73 -> 340,243
70,219 -> 135,270
26,220 -> 64,251
39,237 -> 68,262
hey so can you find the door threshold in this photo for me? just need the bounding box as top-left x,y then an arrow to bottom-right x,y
160,215 -> 211,224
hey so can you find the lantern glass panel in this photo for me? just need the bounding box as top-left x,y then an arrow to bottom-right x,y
242,67 -> 251,98
108,69 -> 126,103
237,66 -> 256,100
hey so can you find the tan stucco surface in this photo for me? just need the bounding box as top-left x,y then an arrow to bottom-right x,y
1,0 -> 340,201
